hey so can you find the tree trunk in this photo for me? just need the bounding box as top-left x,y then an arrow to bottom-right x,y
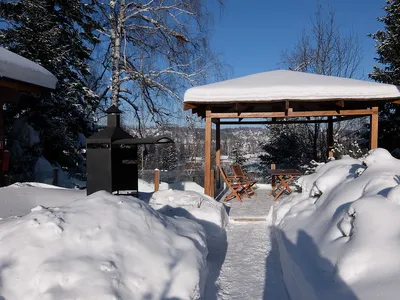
110,0 -> 125,107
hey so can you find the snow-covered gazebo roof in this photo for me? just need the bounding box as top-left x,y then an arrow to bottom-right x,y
184,70 -> 400,105
0,47 -> 57,92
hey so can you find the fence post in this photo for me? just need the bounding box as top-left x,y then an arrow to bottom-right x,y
271,163 -> 276,190
154,169 -> 160,192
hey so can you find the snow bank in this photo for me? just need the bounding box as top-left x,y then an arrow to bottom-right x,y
149,189 -> 228,238
0,190 -> 208,299
273,148 -> 400,299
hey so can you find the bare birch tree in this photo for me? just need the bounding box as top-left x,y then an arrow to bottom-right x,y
280,5 -> 363,78
270,4 -> 366,164
94,0 -> 224,133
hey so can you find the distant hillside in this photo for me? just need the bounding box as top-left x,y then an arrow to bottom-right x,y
126,126 -> 268,169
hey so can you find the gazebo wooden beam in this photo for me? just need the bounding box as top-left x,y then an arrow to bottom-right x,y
219,119 -> 329,125
327,116 -> 334,158
210,108 -> 374,119
370,106 -> 379,149
218,114 -> 367,125
204,110 -> 212,195
335,100 -> 345,107
215,121 -> 221,189
183,103 -> 197,110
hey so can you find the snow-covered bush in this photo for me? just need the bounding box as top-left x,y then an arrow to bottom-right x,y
332,137 -> 365,159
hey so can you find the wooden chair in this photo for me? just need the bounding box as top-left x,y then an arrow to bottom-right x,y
231,165 -> 257,196
219,165 -> 245,202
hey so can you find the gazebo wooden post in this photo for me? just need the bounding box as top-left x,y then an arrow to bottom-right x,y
370,106 -> 379,149
204,109 -> 212,196
327,116 -> 334,158
215,120 -> 221,189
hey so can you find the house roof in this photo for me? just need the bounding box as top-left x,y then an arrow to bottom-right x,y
184,70 -> 400,104
0,47 -> 57,90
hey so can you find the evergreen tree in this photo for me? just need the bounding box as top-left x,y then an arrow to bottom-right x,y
260,124 -> 311,171
370,0 -> 400,155
160,144 -> 178,170
0,0 -> 100,179
231,142 -> 246,166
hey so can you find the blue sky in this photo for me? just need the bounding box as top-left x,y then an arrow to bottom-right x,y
207,0 -> 386,80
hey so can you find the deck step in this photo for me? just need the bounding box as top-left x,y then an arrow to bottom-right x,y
231,217 -> 267,222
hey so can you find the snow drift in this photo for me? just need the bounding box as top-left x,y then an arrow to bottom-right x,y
0,190 -> 208,299
273,148 -> 400,299
150,189 -> 229,238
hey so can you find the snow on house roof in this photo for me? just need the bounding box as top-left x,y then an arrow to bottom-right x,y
184,70 -> 400,103
0,47 -> 57,90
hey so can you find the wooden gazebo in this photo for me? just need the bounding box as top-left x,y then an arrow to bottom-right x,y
183,70 -> 400,196
0,47 -> 57,184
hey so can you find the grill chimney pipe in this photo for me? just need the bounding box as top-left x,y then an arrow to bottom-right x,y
105,105 -> 122,127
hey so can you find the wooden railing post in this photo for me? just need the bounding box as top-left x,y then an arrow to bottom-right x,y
154,169 -> 160,192
271,163 -> 276,190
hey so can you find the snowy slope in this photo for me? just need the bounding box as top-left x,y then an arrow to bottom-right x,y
273,148 -> 400,299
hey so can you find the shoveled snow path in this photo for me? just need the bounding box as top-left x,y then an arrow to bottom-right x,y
204,187 -> 289,299
214,220 -> 289,300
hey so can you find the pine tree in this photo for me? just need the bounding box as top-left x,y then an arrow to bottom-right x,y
0,0 -> 100,179
231,142 -> 246,166
160,144 -> 178,170
370,0 -> 400,154
259,124 -> 312,171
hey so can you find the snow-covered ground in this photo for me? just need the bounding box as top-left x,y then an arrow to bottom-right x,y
272,148 -> 400,299
3,148 -> 400,299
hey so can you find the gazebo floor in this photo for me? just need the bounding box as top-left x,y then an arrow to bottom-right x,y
222,184 -> 293,220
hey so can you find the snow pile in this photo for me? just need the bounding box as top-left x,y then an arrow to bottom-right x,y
150,189 -> 228,238
0,191 -> 208,299
273,148 -> 400,299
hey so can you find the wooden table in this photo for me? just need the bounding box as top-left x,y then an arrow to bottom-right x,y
269,169 -> 302,201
